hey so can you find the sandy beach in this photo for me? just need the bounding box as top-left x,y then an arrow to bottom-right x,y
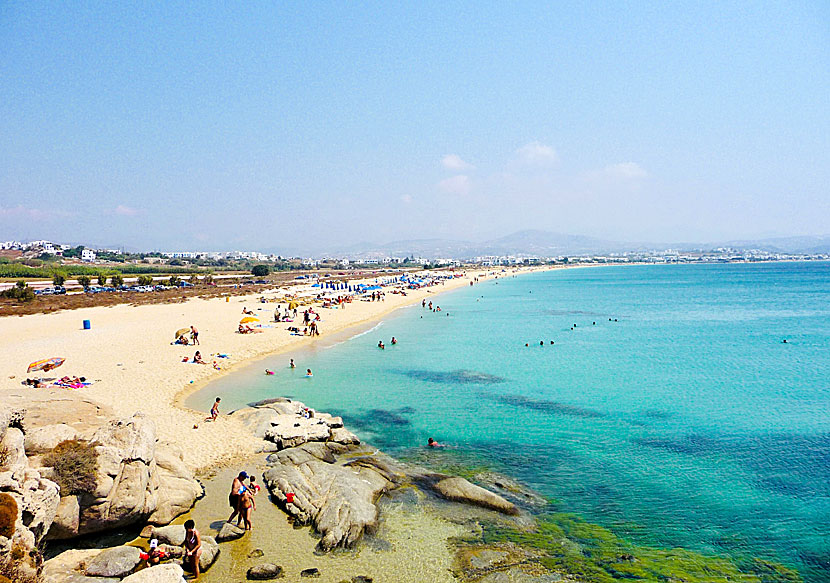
0,267 -> 545,472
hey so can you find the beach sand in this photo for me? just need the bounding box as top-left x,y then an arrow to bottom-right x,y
0,268 -> 541,471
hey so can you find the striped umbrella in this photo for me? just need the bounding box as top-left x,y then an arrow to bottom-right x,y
27,357 -> 65,373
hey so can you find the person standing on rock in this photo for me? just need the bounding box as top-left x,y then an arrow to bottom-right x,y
183,519 -> 202,578
228,471 -> 248,525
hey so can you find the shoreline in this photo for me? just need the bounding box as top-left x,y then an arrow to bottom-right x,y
0,265 -> 556,472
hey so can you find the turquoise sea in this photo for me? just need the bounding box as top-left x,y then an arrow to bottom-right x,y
189,262 -> 830,581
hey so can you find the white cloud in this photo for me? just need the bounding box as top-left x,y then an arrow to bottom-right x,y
114,204 -> 141,216
0,205 -> 72,220
514,141 -> 558,165
438,175 -> 471,195
400,194 -> 413,204
441,154 -> 475,171
603,162 -> 648,179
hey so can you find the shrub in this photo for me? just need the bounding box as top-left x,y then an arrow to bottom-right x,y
0,281 -> 35,302
0,444 -> 10,468
52,270 -> 67,286
42,439 -> 98,495
77,275 -> 92,289
137,275 -> 154,286
168,275 -> 181,287
251,264 -> 270,277
0,492 -> 17,538
96,273 -> 107,286
110,274 -> 124,287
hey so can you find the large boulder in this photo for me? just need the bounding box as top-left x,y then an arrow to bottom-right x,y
24,424 -> 79,453
147,443 -> 203,525
84,545 -> 142,578
197,536 -> 220,571
150,524 -> 186,546
45,414 -> 201,539
42,548 -> 102,583
262,444 -> 401,550
431,477 -> 518,515
120,563 -> 186,583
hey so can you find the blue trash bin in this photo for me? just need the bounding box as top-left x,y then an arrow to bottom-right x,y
83,319 -> 91,330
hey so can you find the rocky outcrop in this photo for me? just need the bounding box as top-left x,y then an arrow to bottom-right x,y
262,443 -> 401,550
46,414 -> 202,539
231,400 -> 359,451
0,406 -> 61,583
84,546 -> 142,578
42,548 -> 101,583
149,524 -> 185,546
24,424 -> 79,454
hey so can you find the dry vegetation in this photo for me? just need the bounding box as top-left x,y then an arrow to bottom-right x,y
42,439 -> 99,496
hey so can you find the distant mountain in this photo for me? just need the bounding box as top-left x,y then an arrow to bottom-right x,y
717,236 -> 830,254
472,229 -> 640,256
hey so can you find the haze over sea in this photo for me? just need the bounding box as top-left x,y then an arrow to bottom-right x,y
191,262 -> 830,581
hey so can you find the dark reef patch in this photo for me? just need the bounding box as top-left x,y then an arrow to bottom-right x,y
633,432 -> 830,498
399,369 -> 506,385
489,393 -> 606,418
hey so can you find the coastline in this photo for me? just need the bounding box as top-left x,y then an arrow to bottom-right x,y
0,265 -> 554,472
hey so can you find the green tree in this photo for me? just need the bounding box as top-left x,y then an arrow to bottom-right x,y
97,273 -> 107,286
168,275 -> 181,287
110,274 -> 124,287
137,275 -> 154,286
77,275 -> 92,289
52,270 -> 67,286
252,264 -> 270,277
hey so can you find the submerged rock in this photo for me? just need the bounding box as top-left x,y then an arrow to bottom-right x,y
300,567 -> 320,577
216,521 -> 246,541
246,562 -> 284,579
429,476 -> 518,515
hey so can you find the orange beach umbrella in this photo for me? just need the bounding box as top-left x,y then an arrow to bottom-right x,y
240,317 -> 259,324
27,357 -> 65,373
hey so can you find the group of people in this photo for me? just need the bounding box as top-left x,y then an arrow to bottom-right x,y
228,471 -> 259,531
377,337 -> 397,349
139,519 -> 203,577
174,325 -> 200,346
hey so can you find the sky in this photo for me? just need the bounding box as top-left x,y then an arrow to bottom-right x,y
1,1 -> 828,252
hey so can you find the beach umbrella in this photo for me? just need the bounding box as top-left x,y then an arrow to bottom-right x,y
174,327 -> 190,339
27,357 -> 65,373
240,317 -> 259,324
288,301 -> 299,310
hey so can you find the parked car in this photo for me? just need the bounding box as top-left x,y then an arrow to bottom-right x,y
253,280 -> 268,284
178,281 -> 194,287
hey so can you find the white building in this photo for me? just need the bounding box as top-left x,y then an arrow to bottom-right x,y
81,248 -> 96,262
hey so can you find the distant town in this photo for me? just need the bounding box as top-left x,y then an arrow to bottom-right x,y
2,238 -> 827,271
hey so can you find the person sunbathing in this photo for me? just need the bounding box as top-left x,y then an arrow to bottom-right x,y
193,351 -> 206,364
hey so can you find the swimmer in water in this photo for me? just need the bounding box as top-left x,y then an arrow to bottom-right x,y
427,437 -> 445,448
378,340 -> 385,349
550,340 -> 554,345
391,337 -> 397,345
782,339 -> 788,343
306,369 -> 313,377
540,341 -> 544,346
265,369 -> 274,375
290,358 -> 295,368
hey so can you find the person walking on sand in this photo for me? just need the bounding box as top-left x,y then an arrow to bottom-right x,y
206,398 -> 220,422
182,520 -> 202,578
228,471 -> 248,525
190,325 -> 199,345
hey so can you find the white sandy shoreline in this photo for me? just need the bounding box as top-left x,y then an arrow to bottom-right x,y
0,266 -> 555,472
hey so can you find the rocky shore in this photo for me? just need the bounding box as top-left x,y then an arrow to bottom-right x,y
1,394 -> 540,583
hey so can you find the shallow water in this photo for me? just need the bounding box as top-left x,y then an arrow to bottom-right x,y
190,262 -> 830,581
188,464 -> 467,583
